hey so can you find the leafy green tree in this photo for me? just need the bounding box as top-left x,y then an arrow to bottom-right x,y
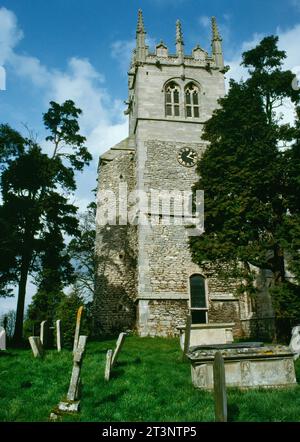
25,228 -> 75,332
189,36 -> 300,329
0,100 -> 92,345
68,203 -> 96,302
56,289 -> 90,349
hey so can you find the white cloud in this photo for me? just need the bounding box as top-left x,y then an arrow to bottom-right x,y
0,7 -> 23,65
111,39 -> 135,73
291,0 -> 300,11
198,16 -> 210,29
111,35 -> 156,73
0,8 -> 128,161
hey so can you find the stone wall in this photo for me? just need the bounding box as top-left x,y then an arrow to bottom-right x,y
93,149 -> 138,336
137,299 -> 189,337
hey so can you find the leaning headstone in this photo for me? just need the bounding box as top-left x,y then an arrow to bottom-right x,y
28,336 -> 44,358
213,351 -> 227,422
40,320 -> 48,347
0,326 -> 6,351
104,349 -> 113,381
56,320 -> 62,352
73,306 -> 84,353
111,332 -> 126,367
289,325 -> 300,360
3,316 -> 8,332
183,315 -> 192,361
58,335 -> 87,413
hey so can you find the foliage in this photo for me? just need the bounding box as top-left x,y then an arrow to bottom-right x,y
189,36 -> 300,322
68,203 -> 96,302
55,290 -> 90,349
0,100 -> 92,344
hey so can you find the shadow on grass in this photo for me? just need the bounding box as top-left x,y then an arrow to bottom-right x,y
110,368 -> 125,379
115,357 -> 142,367
96,389 -> 128,405
227,402 -> 240,422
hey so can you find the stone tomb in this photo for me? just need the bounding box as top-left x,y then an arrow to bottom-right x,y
177,323 -> 234,350
289,325 -> 300,360
187,343 -> 297,390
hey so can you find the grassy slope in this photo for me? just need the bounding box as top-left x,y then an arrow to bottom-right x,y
0,336 -> 300,422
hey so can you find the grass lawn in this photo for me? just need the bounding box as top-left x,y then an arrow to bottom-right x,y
0,336 -> 300,422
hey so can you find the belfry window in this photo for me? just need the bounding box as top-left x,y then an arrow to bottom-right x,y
165,82 -> 180,117
185,83 -> 200,118
189,274 -> 208,324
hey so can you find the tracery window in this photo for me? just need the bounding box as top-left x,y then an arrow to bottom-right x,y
165,82 -> 180,117
185,83 -> 200,118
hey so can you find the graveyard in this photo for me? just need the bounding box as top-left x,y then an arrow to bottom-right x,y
1,335 -> 300,422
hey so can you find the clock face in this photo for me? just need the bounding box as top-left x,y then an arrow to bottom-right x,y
177,147 -> 198,167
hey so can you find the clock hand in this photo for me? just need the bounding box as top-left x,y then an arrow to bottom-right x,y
187,152 -> 196,160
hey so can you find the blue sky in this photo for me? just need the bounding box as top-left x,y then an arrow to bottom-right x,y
1,0 -> 300,315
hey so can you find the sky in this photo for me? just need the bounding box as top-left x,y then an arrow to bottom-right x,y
1,0 -> 300,316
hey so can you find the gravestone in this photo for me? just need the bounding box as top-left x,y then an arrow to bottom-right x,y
111,332 -> 126,367
289,325 -> 300,360
213,351 -> 227,422
183,315 -> 192,361
73,306 -> 84,353
40,321 -> 48,347
104,349 -> 113,381
58,335 -> 87,413
56,320 -> 62,352
28,336 -> 44,358
0,326 -> 6,351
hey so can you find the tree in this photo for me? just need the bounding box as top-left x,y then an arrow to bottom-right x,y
25,228 -> 75,332
68,203 -> 96,302
189,36 -> 300,330
0,100 -> 92,344
56,289 -> 90,349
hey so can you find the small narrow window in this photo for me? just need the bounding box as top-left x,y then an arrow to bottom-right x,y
190,274 -> 208,324
185,83 -> 200,118
165,82 -> 181,117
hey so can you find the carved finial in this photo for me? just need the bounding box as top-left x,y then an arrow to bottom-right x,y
137,9 -> 145,33
211,17 -> 222,41
176,19 -> 184,44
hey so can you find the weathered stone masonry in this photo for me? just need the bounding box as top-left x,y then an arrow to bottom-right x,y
94,11 -> 273,338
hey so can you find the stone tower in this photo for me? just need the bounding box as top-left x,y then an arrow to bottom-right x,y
94,11 -> 257,338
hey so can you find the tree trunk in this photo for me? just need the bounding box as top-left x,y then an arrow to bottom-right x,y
13,247 -> 32,345
273,244 -> 285,285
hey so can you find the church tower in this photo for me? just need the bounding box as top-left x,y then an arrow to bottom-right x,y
94,11 -> 254,338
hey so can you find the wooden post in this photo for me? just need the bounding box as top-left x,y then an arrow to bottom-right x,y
56,320 -> 62,352
213,351 -> 227,422
73,306 -> 84,353
111,332 -> 126,367
183,314 -> 192,361
104,349 -> 113,381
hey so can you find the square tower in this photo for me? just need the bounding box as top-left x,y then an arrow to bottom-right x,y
94,11 -> 251,337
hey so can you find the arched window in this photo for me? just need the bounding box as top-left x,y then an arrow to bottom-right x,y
185,83 -> 200,118
165,82 -> 180,117
190,274 -> 207,324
